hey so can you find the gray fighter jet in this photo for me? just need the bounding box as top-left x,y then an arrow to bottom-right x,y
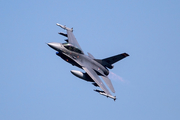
47,23 -> 129,101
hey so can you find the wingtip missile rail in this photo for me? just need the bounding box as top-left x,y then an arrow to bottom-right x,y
94,89 -> 116,101
56,23 -> 73,32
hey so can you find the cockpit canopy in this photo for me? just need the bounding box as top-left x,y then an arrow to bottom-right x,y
62,43 -> 84,54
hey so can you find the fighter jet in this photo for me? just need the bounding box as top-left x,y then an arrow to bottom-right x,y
47,23 -> 129,101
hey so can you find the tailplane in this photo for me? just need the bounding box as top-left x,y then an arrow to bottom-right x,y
95,53 -> 129,69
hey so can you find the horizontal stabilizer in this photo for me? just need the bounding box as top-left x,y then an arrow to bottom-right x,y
103,53 -> 129,65
94,53 -> 129,69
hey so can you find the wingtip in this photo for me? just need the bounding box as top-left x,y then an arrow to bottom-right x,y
114,96 -> 117,101
123,53 -> 129,57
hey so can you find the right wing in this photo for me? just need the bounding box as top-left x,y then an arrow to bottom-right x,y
101,76 -> 115,93
82,67 -> 112,96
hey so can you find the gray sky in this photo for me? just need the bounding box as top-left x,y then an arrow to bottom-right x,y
1,0 -> 180,120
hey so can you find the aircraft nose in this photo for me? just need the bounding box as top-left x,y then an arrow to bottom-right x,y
47,42 -> 61,51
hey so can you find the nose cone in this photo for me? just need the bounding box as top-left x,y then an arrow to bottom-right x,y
47,42 -> 61,51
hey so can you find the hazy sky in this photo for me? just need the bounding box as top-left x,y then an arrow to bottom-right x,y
1,1 -> 180,120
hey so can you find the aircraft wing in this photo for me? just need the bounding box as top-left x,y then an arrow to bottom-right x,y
56,23 -> 83,50
82,67 -> 112,95
101,76 -> 115,93
66,30 -> 82,50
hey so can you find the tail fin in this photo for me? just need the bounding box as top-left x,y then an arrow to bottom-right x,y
95,53 -> 129,69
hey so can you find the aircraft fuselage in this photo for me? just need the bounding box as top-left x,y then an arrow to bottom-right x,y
48,42 -> 109,76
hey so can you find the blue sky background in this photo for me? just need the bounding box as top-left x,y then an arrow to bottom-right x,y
1,0 -> 180,120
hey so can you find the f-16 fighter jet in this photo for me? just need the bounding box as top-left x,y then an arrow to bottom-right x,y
47,23 -> 129,101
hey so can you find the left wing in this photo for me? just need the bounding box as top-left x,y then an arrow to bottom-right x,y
56,23 -> 83,50
67,30 -> 82,50
82,67 -> 111,96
